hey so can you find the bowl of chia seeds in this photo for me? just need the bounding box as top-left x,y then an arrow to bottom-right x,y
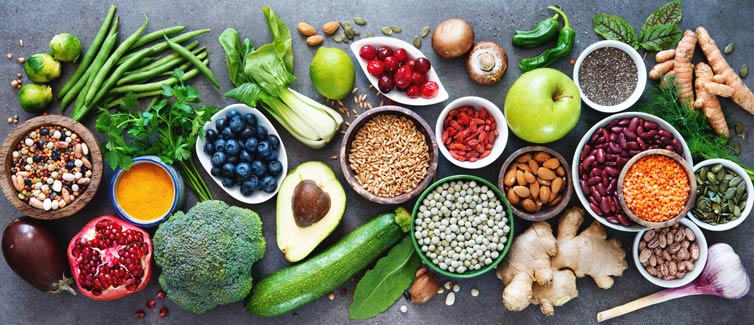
573,40 -> 646,113
411,175 -> 514,278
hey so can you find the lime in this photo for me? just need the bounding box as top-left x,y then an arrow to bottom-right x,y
50,33 -> 82,62
310,47 -> 355,100
18,84 -> 52,113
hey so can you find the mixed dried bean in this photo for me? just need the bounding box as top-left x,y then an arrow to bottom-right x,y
638,223 -> 700,281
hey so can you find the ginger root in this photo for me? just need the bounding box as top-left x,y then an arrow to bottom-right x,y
694,62 -> 730,137
496,208 -> 627,316
696,26 -> 754,114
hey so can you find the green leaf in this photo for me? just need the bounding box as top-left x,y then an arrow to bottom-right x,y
225,83 -> 268,107
349,236 -> 420,320
263,6 -> 294,74
642,0 -> 682,32
219,28 -> 244,86
244,44 -> 296,97
640,24 -> 683,51
593,14 -> 639,49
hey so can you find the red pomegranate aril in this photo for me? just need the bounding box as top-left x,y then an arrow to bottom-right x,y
378,75 -> 394,93
411,72 -> 427,86
359,45 -> 377,60
157,289 -> 166,299
421,81 -> 439,98
395,66 -> 413,90
406,85 -> 420,98
134,310 -> 145,319
159,308 -> 169,318
383,56 -> 399,74
393,48 -> 408,62
376,46 -> 393,60
147,299 -> 156,308
415,58 -> 432,74
366,59 -> 385,76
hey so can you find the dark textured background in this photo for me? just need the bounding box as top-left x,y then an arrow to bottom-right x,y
1,0 -> 752,324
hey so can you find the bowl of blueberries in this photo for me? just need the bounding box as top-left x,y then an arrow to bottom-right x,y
196,103 -> 287,204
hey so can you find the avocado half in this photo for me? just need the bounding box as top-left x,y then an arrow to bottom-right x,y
276,161 -> 346,262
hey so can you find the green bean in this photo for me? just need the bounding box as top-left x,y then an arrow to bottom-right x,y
126,40 -> 199,74
118,29 -> 209,65
158,51 -> 207,77
109,58 -> 208,94
164,35 -> 220,88
83,16 -> 149,106
129,25 -> 186,50
58,5 -> 116,99
119,47 -> 205,85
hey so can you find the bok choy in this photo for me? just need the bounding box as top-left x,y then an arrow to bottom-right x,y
219,7 -> 343,149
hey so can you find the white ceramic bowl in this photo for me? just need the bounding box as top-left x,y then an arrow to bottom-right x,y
350,37 -> 449,106
571,112 -> 693,232
435,96 -> 508,169
633,218 -> 708,288
196,104 -> 288,204
573,40 -> 647,113
688,158 -> 753,231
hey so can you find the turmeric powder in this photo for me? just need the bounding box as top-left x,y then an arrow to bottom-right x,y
115,162 -> 175,221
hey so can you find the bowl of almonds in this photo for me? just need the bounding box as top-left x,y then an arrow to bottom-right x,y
633,218 -> 707,288
497,146 -> 572,221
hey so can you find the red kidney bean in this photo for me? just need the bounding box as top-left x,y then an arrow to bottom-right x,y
617,213 -> 631,225
626,141 -> 639,150
580,144 -> 591,160
608,142 -> 621,154
597,182 -> 607,195
580,179 -> 589,194
600,198 -> 610,213
590,202 -> 603,215
618,119 -> 629,126
625,129 -> 637,139
644,121 -> 659,130
606,215 -> 619,223
618,133 -> 627,149
587,176 -> 602,186
595,148 -> 605,162
628,117 -> 640,131
590,168 -> 601,177
583,155 -> 596,169
611,126 -> 624,133
636,137 -> 646,150
604,166 -> 619,177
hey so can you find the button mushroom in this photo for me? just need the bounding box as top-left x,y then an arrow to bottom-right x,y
466,41 -> 508,85
432,18 -> 475,59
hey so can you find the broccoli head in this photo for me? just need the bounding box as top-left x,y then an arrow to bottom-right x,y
153,200 -> 266,313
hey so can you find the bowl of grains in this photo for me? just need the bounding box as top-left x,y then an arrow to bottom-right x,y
0,115 -> 103,219
340,106 -> 438,204
617,149 -> 696,228
411,175 -> 514,278
573,40 -> 646,113
633,218 -> 707,288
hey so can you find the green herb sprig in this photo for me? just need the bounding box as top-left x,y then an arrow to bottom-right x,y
96,69 -> 219,201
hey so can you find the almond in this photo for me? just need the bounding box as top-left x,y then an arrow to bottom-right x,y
306,35 -> 324,46
513,185 -> 531,198
297,22 -> 316,37
322,21 -> 340,35
537,167 -> 556,180
543,157 -> 560,169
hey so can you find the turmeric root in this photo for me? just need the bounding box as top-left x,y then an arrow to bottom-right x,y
694,62 -> 731,138
696,26 -> 754,114
649,30 -> 698,105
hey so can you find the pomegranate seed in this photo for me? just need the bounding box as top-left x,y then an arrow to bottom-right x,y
359,45 -> 377,60
377,75 -> 394,93
420,81 -> 439,98
146,299 -> 156,308
393,48 -> 408,62
383,56 -> 399,74
376,46 -> 393,60
157,290 -> 167,299
415,57 -> 432,74
406,85 -> 420,98
366,59 -> 385,76
159,307 -> 169,318
134,310 -> 145,318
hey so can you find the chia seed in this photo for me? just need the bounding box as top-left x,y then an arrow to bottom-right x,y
579,47 -> 638,106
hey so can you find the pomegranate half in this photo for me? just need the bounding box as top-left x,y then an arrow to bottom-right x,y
67,216 -> 152,300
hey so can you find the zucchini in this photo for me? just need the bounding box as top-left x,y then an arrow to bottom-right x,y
246,207 -> 411,317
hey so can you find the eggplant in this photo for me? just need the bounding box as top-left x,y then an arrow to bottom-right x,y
2,217 -> 76,295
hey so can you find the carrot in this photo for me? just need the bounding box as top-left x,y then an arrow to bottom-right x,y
694,63 -> 730,138
696,26 -> 754,114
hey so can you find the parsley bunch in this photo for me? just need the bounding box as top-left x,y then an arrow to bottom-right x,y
96,69 -> 219,201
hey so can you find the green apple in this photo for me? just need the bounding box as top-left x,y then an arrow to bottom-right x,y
504,68 -> 581,143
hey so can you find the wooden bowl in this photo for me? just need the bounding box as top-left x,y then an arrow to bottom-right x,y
498,146 -> 573,221
0,115 -> 103,219
339,106 -> 438,204
617,149 -> 696,228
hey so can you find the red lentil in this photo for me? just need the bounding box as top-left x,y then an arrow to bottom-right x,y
622,155 -> 690,222
441,106 -> 497,162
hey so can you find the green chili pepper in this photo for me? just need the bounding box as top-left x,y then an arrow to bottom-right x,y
519,6 -> 575,72
512,12 -> 560,48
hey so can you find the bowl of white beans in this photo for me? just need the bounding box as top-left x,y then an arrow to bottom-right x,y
411,175 -> 514,278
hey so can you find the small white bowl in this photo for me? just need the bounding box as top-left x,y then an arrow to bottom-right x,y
350,37 -> 449,106
195,104 -> 288,204
436,96 -> 508,169
633,218 -> 708,288
573,40 -> 647,113
688,158 -> 753,231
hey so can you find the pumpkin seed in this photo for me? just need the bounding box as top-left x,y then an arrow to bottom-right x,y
734,142 -> 742,155
333,34 -> 343,43
724,43 -> 734,54
421,26 -> 431,37
341,21 -> 353,29
706,171 -> 716,183
724,187 -> 737,200
413,36 -> 422,48
352,29 -> 360,36
381,27 -> 392,35
391,25 -> 402,33
711,163 -> 723,173
366,32 -> 374,38
730,176 -> 743,187
741,131 -> 748,141
353,17 -> 367,25
345,28 -> 354,39
741,64 -> 749,78
735,122 -> 744,136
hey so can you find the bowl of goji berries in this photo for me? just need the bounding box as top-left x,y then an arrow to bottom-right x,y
436,96 -> 508,169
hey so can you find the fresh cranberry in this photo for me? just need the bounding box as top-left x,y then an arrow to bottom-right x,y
393,48 -> 408,62
378,75 -> 394,93
359,45 -> 377,60
395,66 -> 413,90
406,85 -> 420,98
415,58 -> 432,74
411,72 -> 427,86
366,59 -> 385,76
383,56 -> 399,74
377,46 -> 393,60
404,58 -> 416,71
420,81 -> 439,98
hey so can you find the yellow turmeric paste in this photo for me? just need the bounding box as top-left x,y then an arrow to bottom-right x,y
115,162 -> 174,221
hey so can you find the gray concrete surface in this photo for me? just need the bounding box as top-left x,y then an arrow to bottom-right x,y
1,0 -> 752,324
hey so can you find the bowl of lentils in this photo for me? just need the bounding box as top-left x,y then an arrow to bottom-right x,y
573,40 -> 646,113
411,175 -> 514,278
688,159 -> 753,231
0,115 -> 103,219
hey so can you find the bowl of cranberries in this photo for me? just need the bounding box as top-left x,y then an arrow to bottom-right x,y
350,37 -> 449,106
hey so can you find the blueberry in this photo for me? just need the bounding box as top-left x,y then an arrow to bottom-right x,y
210,166 -> 221,177
203,141 -> 215,155
225,139 -> 241,156
257,140 -> 272,158
226,108 -> 241,120
221,177 -> 235,187
240,127 -> 256,139
244,175 -> 260,190
205,129 -> 218,142
221,163 -> 235,178
213,139 -> 226,152
235,162 -> 252,180
264,149 -> 279,161
227,155 -> 239,164
268,160 -> 283,176
239,150 -> 253,163
221,127 -> 235,139
215,117 -> 228,131
256,125 -> 268,139
243,113 -> 257,127
266,134 -> 280,149
229,116 -> 245,134
240,185 -> 255,196
251,160 -> 267,177
210,152 -> 227,167
261,175 -> 277,193
244,137 -> 258,153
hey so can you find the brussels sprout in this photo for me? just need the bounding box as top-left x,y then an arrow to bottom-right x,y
23,53 -> 61,83
50,33 -> 82,62
18,84 -> 53,113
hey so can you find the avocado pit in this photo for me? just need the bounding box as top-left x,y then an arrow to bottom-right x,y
293,180 -> 331,227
